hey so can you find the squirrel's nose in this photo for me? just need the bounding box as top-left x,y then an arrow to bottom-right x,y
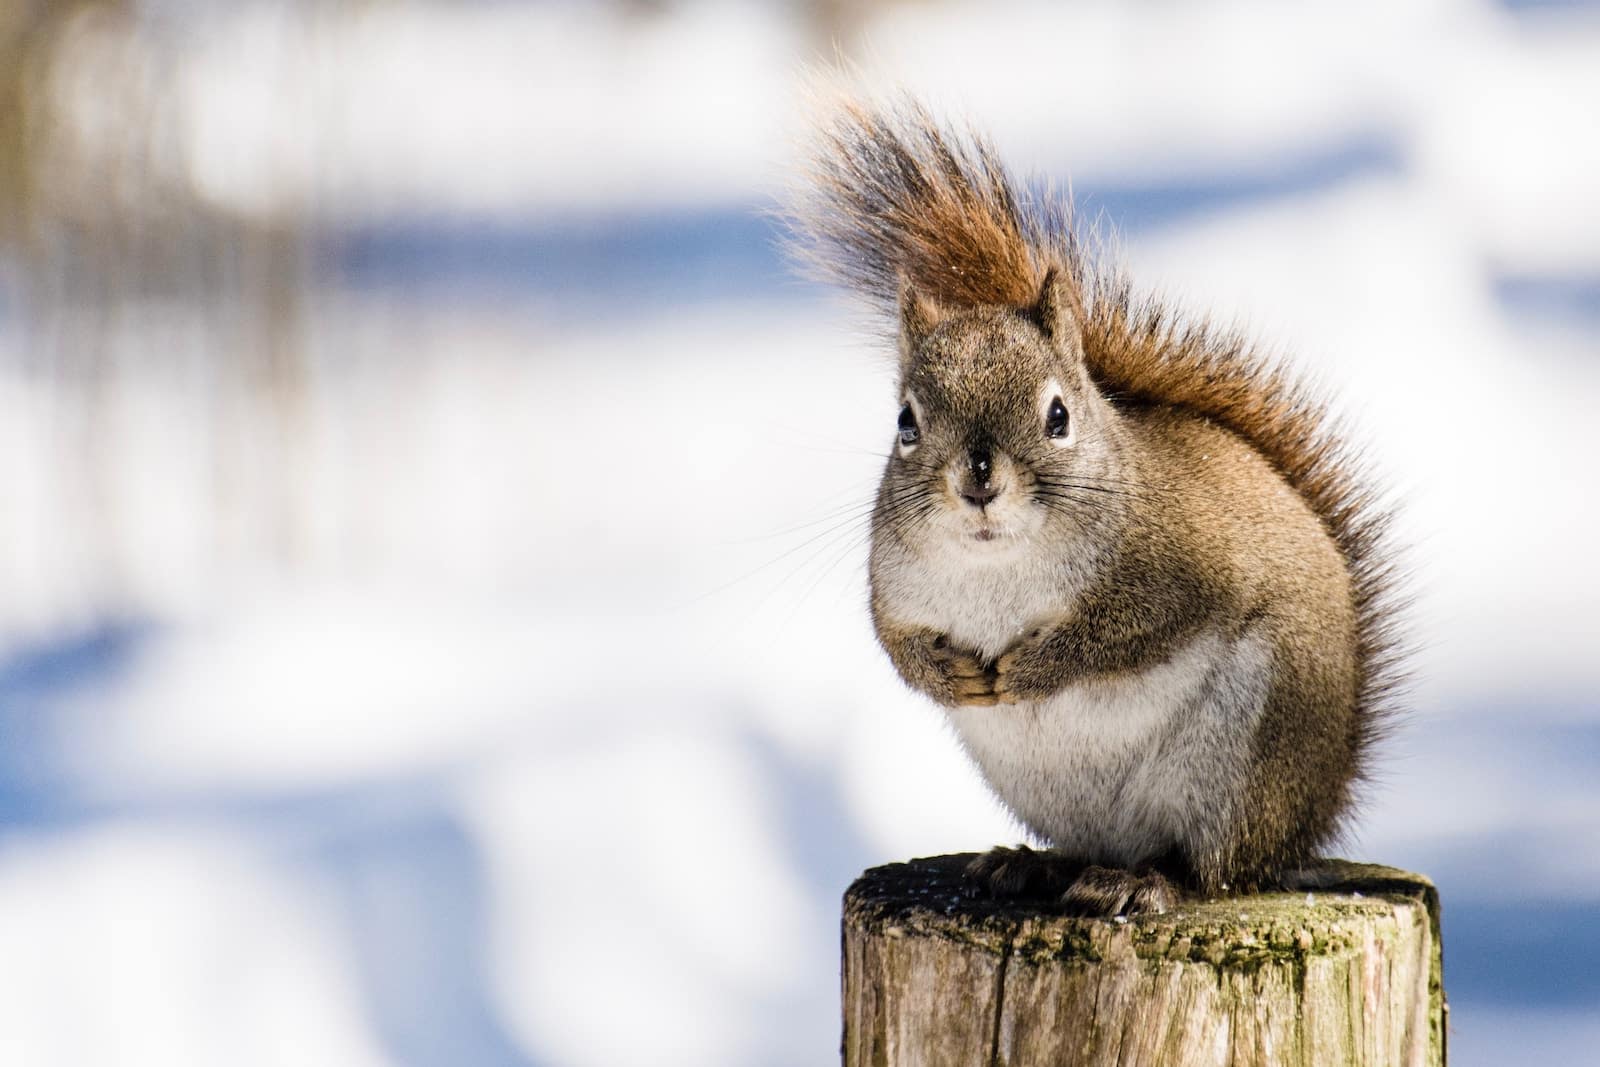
961,448 -> 998,508
969,448 -> 992,483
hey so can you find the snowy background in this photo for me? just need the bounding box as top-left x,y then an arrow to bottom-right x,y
0,1 -> 1597,1064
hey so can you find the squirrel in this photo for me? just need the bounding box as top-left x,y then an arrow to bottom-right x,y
786,98 -> 1406,918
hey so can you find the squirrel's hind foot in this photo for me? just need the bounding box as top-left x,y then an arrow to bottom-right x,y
963,844 -> 1083,899
966,848 -> 1180,918
1060,866 -> 1176,918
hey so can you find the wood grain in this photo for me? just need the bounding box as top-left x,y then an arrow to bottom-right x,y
843,856 -> 1444,1067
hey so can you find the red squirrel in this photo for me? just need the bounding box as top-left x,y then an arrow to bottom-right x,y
787,99 -> 1406,917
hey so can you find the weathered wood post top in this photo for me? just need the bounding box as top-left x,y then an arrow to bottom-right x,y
843,855 -> 1444,1067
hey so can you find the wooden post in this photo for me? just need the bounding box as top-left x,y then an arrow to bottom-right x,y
843,855 -> 1444,1067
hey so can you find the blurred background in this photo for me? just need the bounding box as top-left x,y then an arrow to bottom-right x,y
0,0 -> 1596,1064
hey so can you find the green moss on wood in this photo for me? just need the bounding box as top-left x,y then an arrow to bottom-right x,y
844,854 -> 1446,1067
846,854 -> 1438,970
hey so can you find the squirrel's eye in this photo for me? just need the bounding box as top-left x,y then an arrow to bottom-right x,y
897,403 -> 920,447
1045,396 -> 1070,439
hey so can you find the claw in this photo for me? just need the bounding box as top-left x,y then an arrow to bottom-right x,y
1059,866 -> 1176,918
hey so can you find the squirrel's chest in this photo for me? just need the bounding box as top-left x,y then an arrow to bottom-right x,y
871,543 -> 1084,661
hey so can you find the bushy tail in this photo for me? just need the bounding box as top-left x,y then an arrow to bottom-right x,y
785,97 -> 1406,777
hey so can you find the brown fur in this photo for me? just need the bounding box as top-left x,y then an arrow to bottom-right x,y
786,98 -> 1407,909
787,96 -> 1404,808
874,616 -> 1001,707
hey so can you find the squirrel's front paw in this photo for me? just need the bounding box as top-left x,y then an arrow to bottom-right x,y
932,637 -> 999,706
878,621 -> 1000,707
994,630 -> 1065,703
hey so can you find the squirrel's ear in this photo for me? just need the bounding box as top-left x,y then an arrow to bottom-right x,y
898,279 -> 942,365
1035,268 -> 1082,353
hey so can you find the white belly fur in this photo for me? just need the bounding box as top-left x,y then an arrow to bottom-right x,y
946,629 -> 1271,867
875,539 -> 1093,663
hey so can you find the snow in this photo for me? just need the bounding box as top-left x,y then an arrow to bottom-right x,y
0,1 -> 1596,1065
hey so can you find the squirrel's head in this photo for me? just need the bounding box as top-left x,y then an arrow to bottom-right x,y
877,269 -> 1127,559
